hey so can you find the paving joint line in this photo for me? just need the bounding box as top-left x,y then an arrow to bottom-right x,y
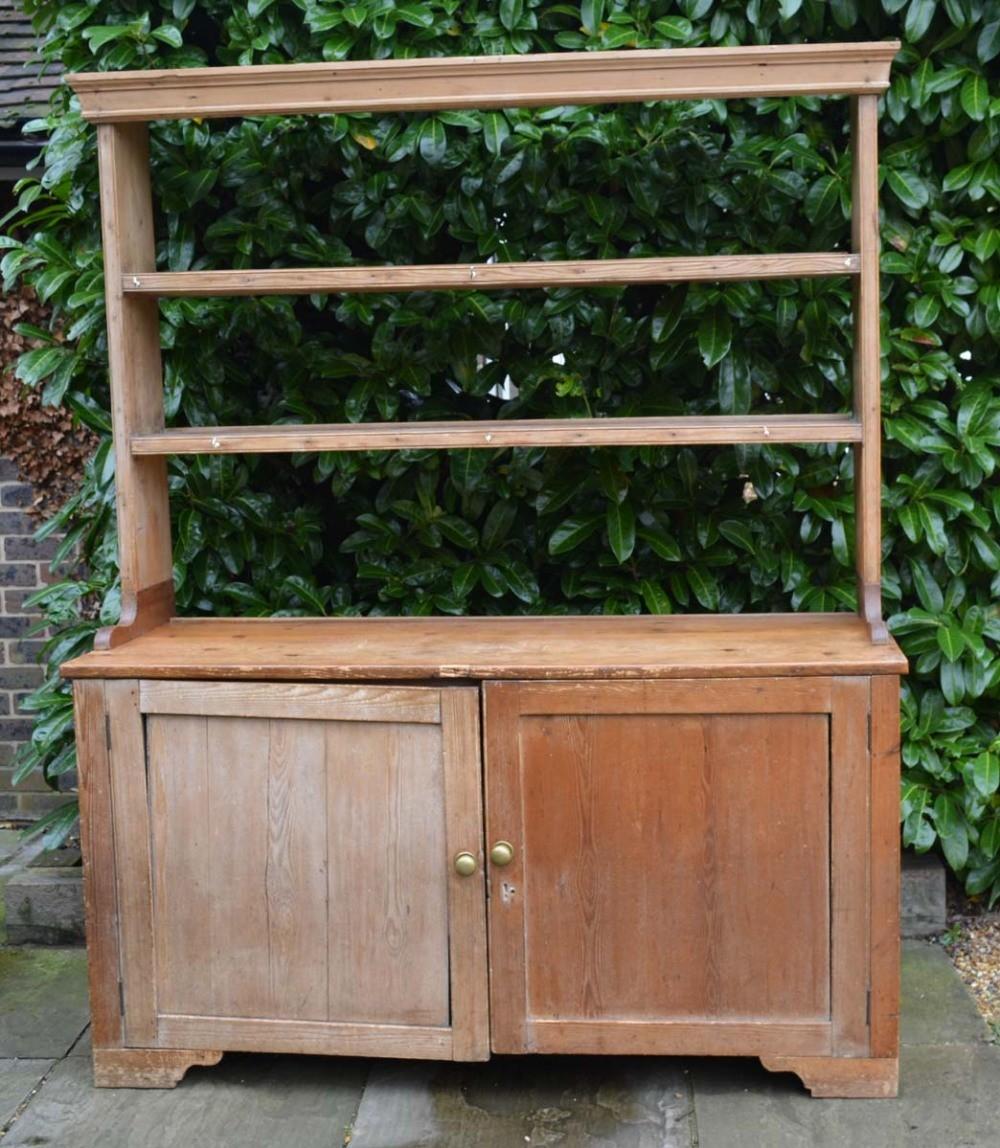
0,1020 -> 90,1143
341,1061 -> 371,1147
686,1064 -> 700,1148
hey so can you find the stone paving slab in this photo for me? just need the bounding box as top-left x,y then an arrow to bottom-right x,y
900,940 -> 988,1046
0,939 -> 995,1146
690,1042 -> 1000,1148
0,1058 -> 53,1129
1,1053 -> 367,1148
0,947 -> 89,1058
348,1056 -> 692,1147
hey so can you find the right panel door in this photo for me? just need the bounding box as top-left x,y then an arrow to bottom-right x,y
484,677 -> 870,1058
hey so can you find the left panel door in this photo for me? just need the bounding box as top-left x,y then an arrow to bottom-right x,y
99,679 -> 488,1061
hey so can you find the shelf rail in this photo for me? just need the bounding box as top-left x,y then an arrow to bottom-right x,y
130,415 -> 863,456
122,253 -> 859,297
68,43 -> 898,647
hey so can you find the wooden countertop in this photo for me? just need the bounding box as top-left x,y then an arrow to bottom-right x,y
61,613 -> 907,682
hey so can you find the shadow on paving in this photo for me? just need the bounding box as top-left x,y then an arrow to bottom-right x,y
0,941 -> 996,1148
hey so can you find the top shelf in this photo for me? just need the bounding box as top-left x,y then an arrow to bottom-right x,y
68,42 -> 900,123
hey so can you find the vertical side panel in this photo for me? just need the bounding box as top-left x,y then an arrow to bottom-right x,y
830,677 -> 871,1055
206,716 -> 270,1017
95,123 -> 172,645
441,689 -> 489,1060
105,680 -> 157,1045
483,682 -> 529,1053
75,680 -> 122,1049
870,675 -> 901,1058
326,721 -> 450,1025
850,94 -> 887,643
148,712 -> 214,1017
266,718 -> 329,1021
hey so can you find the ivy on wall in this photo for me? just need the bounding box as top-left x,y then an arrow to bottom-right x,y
3,0 -> 999,894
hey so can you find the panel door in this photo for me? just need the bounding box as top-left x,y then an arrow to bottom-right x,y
485,677 -> 870,1058
106,680 -> 488,1061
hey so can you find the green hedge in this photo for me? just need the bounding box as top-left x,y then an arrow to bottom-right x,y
4,0 -> 999,895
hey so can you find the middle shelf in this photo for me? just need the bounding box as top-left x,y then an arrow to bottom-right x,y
121,253 -> 860,296
130,413 -> 863,454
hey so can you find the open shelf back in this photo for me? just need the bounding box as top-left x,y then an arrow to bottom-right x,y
65,43 -> 898,651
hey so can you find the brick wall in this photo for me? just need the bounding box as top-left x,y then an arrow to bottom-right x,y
0,454 -> 62,818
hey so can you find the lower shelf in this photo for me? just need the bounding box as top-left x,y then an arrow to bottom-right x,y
62,612 -> 907,681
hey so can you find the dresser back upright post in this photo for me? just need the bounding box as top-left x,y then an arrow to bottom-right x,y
94,122 -> 173,649
851,94 -> 888,644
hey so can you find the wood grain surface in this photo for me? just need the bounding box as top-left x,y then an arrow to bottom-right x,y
68,43 -> 899,123
105,680 -> 157,1046
94,123 -> 172,642
851,94 -> 888,643
130,414 -> 862,456
62,614 -> 908,682
122,253 -> 859,297
485,679 -> 838,1056
73,680 -> 123,1051
869,675 -> 902,1059
829,677 -> 871,1056
137,681 -> 485,1058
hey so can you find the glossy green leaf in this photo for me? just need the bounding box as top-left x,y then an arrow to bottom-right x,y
151,25 -> 182,48
500,0 -> 522,32
717,354 -> 750,414
718,519 -> 754,553
960,72 -> 989,120
653,17 -> 693,41
581,0 -> 604,36
978,20 -> 1000,62
972,752 -> 999,797
548,514 -> 603,556
483,112 -> 510,157
981,817 -> 1000,858
606,500 -> 636,564
940,823 -> 969,871
936,622 -> 966,661
804,175 -> 840,223
687,567 -> 720,611
418,119 -> 447,165
698,307 -> 732,369
909,558 -> 944,612
905,0 -> 937,42
886,168 -> 930,210
640,579 -> 672,614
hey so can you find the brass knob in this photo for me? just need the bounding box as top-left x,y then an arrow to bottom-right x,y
490,841 -> 514,867
453,851 -> 477,877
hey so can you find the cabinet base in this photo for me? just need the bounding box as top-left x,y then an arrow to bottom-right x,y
92,1047 -> 898,1096
760,1055 -> 899,1098
93,1048 -> 224,1089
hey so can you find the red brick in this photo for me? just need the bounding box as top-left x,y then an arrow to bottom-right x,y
2,588 -> 42,614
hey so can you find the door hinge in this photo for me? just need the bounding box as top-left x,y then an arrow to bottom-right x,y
866,986 -> 871,1026
105,712 -> 112,753
118,978 -> 125,1016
